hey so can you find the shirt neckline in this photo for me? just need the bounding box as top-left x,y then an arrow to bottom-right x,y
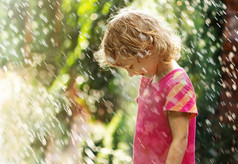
148,67 -> 184,85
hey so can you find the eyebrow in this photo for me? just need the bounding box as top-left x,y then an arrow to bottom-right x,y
115,62 -> 130,67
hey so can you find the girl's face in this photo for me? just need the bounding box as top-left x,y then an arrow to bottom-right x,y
120,55 -> 159,79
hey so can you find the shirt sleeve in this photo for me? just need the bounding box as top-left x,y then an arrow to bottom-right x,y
163,78 -> 198,119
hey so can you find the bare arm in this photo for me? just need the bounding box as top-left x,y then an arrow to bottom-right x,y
166,111 -> 190,164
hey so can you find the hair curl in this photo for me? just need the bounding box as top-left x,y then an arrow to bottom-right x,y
94,9 -> 182,69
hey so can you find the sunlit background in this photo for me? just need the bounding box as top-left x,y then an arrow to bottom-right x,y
0,0 -> 237,163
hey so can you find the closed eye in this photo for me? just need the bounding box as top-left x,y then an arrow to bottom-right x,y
124,65 -> 132,69
129,65 -> 133,69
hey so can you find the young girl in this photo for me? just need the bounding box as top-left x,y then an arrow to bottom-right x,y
94,9 -> 198,164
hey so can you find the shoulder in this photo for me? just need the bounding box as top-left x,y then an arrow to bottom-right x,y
165,68 -> 195,92
163,69 -> 198,119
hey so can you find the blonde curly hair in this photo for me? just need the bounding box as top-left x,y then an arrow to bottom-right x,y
94,9 -> 182,69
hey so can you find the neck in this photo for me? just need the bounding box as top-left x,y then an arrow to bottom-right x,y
153,59 -> 180,83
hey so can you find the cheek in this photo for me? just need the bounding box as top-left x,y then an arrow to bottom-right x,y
141,65 -> 156,73
141,67 -> 148,73
149,63 -> 158,71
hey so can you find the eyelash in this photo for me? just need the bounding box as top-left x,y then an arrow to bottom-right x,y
125,56 -> 138,70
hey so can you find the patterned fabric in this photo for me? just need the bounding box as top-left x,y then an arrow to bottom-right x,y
133,67 -> 198,164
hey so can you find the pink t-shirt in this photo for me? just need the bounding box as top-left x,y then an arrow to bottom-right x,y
133,67 -> 198,164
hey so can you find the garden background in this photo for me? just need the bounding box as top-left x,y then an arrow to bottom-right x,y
0,0 -> 237,163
